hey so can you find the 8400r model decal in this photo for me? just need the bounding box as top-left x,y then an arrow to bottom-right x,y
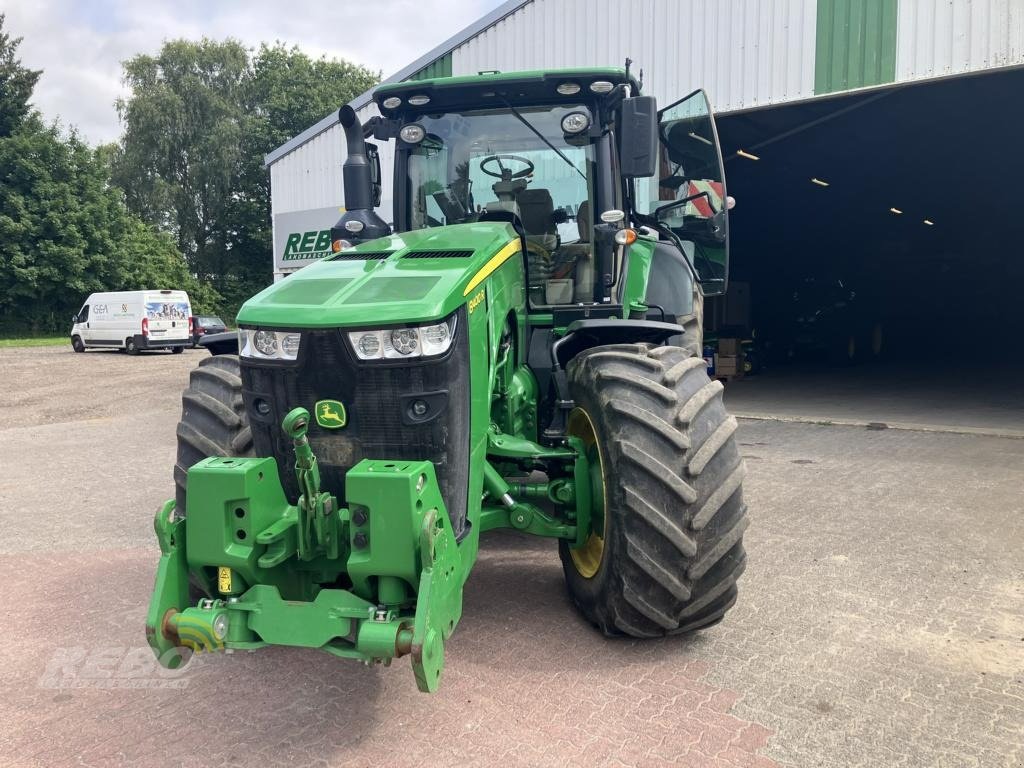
315,400 -> 347,429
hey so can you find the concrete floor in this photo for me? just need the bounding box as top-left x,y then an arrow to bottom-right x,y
724,360 -> 1024,438
0,347 -> 1022,767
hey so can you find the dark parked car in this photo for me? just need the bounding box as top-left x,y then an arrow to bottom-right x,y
191,315 -> 228,347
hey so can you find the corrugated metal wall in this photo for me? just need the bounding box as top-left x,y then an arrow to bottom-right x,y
897,0 -> 1024,79
269,0 -> 1024,273
452,0 -> 818,112
814,0 -> 898,93
269,127 -> 344,216
270,103 -> 393,217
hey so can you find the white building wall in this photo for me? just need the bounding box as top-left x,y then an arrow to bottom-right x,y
269,102 -> 390,217
896,0 -> 1024,80
269,125 -> 343,216
451,0 -> 818,112
268,0 -> 1024,276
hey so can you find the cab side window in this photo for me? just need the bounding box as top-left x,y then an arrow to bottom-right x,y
78,305 -> 89,323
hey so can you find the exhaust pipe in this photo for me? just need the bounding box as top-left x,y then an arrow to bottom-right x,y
332,105 -> 390,246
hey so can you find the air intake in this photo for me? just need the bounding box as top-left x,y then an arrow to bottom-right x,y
403,250 -> 475,259
329,251 -> 393,261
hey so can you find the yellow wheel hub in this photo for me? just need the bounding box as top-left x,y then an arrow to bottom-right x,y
567,407 -> 607,579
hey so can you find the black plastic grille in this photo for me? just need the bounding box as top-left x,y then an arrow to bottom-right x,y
329,251 -> 393,261
402,250 -> 474,259
240,308 -> 470,536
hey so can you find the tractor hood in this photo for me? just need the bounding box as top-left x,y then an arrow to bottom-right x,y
237,222 -> 519,328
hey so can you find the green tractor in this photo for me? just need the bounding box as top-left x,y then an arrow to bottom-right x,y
146,67 -> 748,692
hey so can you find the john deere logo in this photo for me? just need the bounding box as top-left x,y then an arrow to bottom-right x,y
315,399 -> 347,429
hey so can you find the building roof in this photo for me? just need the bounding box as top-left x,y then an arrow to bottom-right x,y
264,0 -> 533,167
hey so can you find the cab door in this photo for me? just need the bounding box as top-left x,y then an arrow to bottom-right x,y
651,90 -> 730,296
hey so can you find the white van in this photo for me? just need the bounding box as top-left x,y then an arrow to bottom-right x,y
70,290 -> 193,354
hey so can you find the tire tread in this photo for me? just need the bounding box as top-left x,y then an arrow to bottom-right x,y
559,343 -> 748,638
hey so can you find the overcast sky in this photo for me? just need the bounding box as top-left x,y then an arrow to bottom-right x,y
2,0 -> 505,145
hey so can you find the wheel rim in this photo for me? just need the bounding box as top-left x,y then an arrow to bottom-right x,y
567,407 -> 607,579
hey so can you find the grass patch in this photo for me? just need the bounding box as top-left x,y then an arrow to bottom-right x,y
0,336 -> 67,348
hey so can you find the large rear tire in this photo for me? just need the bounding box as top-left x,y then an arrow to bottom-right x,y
559,343 -> 748,637
173,355 -> 254,515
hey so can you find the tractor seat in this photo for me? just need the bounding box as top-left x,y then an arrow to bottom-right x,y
555,200 -> 594,302
517,188 -> 559,255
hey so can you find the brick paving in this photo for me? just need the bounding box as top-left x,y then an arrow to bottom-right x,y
0,348 -> 1021,767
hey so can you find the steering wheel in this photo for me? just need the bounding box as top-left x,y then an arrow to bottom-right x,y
480,154 -> 535,181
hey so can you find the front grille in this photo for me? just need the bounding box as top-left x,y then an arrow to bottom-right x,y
240,307 -> 470,537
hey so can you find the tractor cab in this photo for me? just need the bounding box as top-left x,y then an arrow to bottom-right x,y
337,68 -> 731,313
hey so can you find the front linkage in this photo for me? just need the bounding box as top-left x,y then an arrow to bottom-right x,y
146,407 -> 464,691
146,408 -> 591,692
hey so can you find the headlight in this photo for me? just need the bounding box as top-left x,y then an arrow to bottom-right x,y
239,329 -> 302,361
347,315 -> 457,361
390,328 -> 419,356
561,111 -> 590,135
399,123 -> 426,144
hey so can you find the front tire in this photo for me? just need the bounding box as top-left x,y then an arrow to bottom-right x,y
174,355 -> 254,515
559,343 -> 748,638
71,336 -> 85,353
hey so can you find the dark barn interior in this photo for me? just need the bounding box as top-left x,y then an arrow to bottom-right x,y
710,65 -> 1024,430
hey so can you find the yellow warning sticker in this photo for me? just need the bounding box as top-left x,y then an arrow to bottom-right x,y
218,566 -> 232,594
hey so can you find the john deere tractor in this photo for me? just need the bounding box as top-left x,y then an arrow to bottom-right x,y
146,67 -> 748,691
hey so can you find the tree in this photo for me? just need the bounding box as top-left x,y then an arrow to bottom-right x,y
115,40 -> 379,314
115,39 -> 250,279
0,16 -> 216,334
0,14 -> 40,137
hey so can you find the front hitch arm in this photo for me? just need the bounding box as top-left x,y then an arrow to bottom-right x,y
282,407 -> 338,560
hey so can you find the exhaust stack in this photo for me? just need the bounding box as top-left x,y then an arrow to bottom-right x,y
332,105 -> 390,246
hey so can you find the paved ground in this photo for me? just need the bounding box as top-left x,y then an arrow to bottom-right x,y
0,346 -> 1021,767
724,360 -> 1024,437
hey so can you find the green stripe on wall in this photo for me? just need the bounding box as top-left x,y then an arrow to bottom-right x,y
815,0 -> 897,94
406,53 -> 453,81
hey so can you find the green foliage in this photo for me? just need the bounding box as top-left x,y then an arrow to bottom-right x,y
0,16 -> 379,331
0,14 -> 40,137
116,40 -> 380,318
0,16 -> 214,334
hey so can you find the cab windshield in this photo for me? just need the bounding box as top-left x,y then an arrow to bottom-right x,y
404,105 -> 598,305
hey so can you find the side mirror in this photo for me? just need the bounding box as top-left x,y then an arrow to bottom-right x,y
618,96 -> 658,178
366,142 -> 382,208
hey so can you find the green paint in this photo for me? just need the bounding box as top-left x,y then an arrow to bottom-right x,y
815,0 -> 897,94
239,223 -> 518,327
270,278 -> 354,305
407,53 -> 452,81
621,238 -> 656,316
